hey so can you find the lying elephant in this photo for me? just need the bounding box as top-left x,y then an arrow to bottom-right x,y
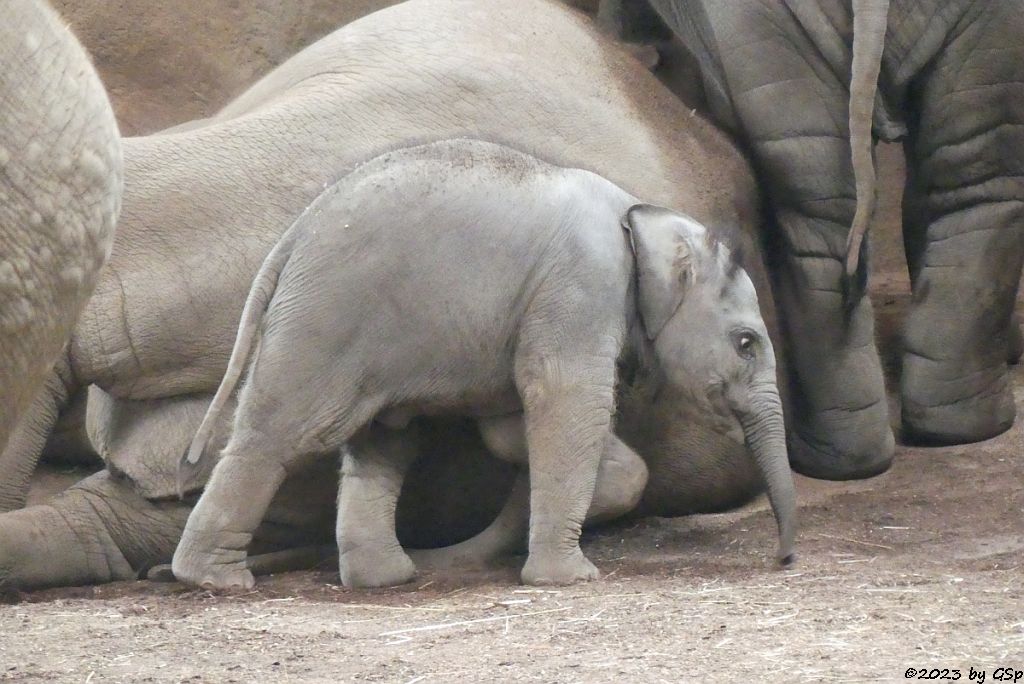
0,0 -> 778,590
602,0 -> 1024,478
171,139 -> 795,590
55,0 -> 599,135
0,0 -> 767,512
0,0 -> 121,458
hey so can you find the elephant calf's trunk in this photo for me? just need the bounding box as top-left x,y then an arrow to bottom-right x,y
736,387 -> 797,565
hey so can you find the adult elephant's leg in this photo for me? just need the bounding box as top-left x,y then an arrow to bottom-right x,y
410,474 -> 528,571
768,176 -> 893,481
0,0 -> 121,455
0,471 -> 189,590
685,2 -> 893,479
899,1 -> 1024,444
3,464 -> 337,590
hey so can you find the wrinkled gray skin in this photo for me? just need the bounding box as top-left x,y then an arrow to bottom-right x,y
0,1 -> 121,462
170,140 -> 795,590
602,0 -> 1024,479
0,0 -> 782,591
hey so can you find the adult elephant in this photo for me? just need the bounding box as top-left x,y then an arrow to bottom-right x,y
53,0 -> 597,135
0,2 -> 121,461
602,0 -> 1024,478
0,0 -> 777,589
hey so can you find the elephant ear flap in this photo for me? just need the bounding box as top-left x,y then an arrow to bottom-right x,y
622,204 -> 704,340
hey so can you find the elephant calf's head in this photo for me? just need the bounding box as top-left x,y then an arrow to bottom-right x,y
623,205 -> 796,563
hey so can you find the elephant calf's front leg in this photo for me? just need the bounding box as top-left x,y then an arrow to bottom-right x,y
336,424 -> 418,588
517,350 -> 616,586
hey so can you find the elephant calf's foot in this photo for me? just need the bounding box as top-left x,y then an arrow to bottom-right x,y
520,547 -> 599,586
171,532 -> 255,592
901,362 -> 1016,446
338,544 -> 415,588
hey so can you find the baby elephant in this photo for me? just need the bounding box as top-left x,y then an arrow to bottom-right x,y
172,138 -> 795,590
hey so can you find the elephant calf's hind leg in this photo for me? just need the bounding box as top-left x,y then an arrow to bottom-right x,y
336,424 -> 418,588
172,435 -> 292,591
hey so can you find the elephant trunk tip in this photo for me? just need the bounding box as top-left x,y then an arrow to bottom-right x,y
774,518 -> 798,565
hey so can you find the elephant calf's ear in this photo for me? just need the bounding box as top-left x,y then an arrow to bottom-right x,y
622,204 -> 703,339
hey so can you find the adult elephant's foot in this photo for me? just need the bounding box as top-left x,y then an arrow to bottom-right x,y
900,355 -> 1016,446
783,321 -> 895,480
787,403 -> 895,481
171,528 -> 255,591
520,547 -> 599,586
769,247 -> 895,480
898,286 -> 1019,445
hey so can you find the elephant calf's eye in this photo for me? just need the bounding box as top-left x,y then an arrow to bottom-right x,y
732,331 -> 758,359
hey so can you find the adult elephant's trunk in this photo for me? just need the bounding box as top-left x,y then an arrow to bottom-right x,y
843,0 -> 890,297
0,0 -> 122,456
734,381 -> 796,564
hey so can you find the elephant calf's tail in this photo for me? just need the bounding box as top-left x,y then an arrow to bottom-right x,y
177,228 -> 299,497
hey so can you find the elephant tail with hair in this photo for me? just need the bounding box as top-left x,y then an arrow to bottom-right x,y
177,224 -> 301,497
843,0 -> 890,310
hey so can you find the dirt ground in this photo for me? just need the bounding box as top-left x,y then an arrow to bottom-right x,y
1,134 -> 1022,682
